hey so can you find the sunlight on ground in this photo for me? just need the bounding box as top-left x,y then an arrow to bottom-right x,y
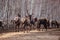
0,29 -> 60,39
0,32 -> 30,38
0,30 -> 45,38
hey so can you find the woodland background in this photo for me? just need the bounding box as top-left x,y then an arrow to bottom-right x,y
0,0 -> 60,23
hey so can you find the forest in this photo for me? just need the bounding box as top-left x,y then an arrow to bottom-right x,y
0,0 -> 60,23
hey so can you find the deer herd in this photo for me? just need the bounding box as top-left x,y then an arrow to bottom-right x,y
0,14 -> 60,33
